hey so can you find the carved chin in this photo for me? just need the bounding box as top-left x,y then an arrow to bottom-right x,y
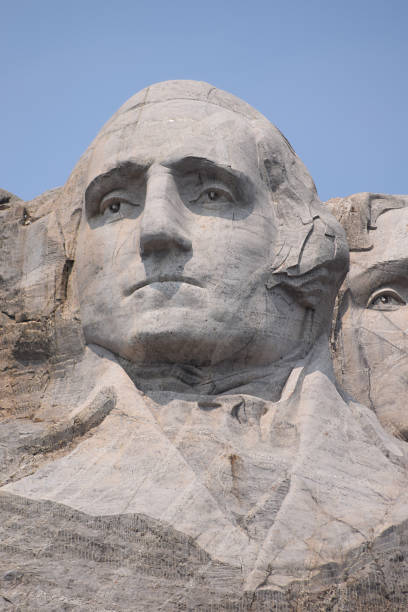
118,323 -> 244,366
82,315 -> 253,367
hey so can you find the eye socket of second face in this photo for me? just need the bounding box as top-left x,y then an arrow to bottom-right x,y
366,287 -> 407,311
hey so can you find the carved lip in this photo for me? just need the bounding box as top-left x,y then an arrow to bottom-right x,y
125,275 -> 204,295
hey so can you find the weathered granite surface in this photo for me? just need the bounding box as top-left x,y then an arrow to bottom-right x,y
1,82 -> 408,610
327,193 -> 408,441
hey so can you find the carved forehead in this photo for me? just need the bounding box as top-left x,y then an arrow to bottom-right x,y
351,206 -> 408,271
107,79 -> 263,123
87,98 -> 264,185
83,80 -> 295,188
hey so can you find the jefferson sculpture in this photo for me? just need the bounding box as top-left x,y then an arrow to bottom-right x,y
328,192 -> 408,441
1,82 -> 408,610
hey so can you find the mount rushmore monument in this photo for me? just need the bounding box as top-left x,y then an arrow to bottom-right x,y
1,81 -> 408,610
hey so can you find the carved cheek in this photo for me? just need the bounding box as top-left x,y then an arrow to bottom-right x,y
360,309 -> 408,363
91,221 -> 139,272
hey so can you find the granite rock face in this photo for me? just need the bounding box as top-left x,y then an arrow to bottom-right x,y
327,192 -> 408,442
1,83 -> 408,610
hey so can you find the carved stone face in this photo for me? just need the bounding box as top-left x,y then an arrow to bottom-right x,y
75,98 -> 319,367
335,205 -> 408,439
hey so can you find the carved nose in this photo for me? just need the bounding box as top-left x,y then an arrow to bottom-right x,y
139,171 -> 192,257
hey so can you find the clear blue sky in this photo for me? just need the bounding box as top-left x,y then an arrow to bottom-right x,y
1,0 -> 407,202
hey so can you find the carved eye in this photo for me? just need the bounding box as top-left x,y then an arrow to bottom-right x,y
207,190 -> 219,201
109,202 -> 121,213
191,187 -> 233,205
367,289 -> 406,310
98,191 -> 140,217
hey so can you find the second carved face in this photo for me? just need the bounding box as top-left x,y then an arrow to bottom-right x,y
330,195 -> 408,440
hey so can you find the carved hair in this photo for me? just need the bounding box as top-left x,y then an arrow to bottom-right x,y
326,192 -> 408,251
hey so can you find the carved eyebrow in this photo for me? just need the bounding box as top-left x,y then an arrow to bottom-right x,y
85,162 -> 145,213
351,260 -> 408,296
165,156 -> 254,200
